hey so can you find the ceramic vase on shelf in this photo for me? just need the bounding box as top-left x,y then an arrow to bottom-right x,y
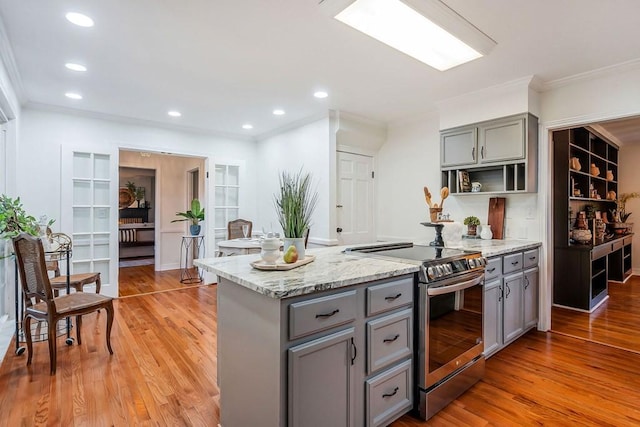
606,170 -> 614,181
467,225 -> 477,236
480,224 -> 493,240
590,163 -> 600,177
570,157 -> 581,171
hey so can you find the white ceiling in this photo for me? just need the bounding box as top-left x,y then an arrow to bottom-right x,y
1,0 -> 640,140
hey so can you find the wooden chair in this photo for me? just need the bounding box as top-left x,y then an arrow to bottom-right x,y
46,233 -> 101,296
227,219 -> 252,240
12,233 -> 115,375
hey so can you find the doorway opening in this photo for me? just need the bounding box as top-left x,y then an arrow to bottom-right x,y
118,149 -> 206,297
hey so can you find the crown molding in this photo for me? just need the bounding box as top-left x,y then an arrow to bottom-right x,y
436,75 -> 536,111
255,111 -> 330,142
24,101 -> 256,142
0,16 -> 26,106
541,58 -> 640,92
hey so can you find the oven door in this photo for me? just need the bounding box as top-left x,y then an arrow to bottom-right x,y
418,271 -> 484,390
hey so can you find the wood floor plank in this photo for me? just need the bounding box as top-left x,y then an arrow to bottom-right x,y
2,270 -> 640,426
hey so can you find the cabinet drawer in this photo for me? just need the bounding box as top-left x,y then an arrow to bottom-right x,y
612,240 -> 624,252
366,278 -> 413,316
523,249 -> 539,269
592,243 -> 609,260
367,309 -> 412,374
366,359 -> 413,427
289,290 -> 357,340
503,253 -> 524,274
484,257 -> 502,281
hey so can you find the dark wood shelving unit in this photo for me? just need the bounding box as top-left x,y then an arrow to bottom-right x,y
553,126 -> 632,312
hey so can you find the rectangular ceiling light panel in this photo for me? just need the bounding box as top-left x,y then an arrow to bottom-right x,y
330,0 -> 493,71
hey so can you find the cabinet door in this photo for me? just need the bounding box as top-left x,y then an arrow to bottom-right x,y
441,127 -> 477,167
289,327 -> 355,427
483,279 -> 503,358
502,273 -> 524,344
478,117 -> 525,163
523,267 -> 539,330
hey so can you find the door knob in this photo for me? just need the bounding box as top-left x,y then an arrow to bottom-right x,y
337,227 -> 343,233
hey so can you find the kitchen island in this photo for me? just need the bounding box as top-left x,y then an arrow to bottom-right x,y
195,239 -> 541,426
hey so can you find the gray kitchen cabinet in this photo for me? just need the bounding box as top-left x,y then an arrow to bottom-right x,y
502,272 -> 524,344
483,279 -> 503,357
289,327 -> 356,427
441,113 -> 538,194
477,116 -> 525,163
440,126 -> 477,167
523,267 -> 539,330
483,246 -> 540,358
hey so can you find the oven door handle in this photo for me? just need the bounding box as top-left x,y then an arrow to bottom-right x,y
426,273 -> 484,296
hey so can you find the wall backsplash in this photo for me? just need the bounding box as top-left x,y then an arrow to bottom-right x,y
442,193 -> 540,240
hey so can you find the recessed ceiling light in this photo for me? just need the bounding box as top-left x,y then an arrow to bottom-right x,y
168,111 -> 182,117
65,92 -> 83,100
65,12 -> 94,27
273,109 -> 286,116
242,124 -> 254,130
314,91 -> 329,99
65,63 -> 87,72
328,0 -> 496,71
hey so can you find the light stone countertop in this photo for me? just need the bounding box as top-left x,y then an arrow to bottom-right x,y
194,245 -> 420,299
433,238 -> 542,257
195,239 -> 542,299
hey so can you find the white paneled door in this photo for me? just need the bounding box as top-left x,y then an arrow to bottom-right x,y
336,151 -> 375,245
61,147 -> 119,297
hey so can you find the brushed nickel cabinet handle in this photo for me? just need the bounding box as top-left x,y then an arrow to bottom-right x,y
385,293 -> 402,301
315,309 -> 339,319
382,387 -> 399,398
383,334 -> 400,343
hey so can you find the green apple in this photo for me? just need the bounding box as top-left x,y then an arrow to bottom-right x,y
283,245 -> 298,263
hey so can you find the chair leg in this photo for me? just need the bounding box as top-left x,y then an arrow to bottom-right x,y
24,316 -> 33,366
48,318 -> 57,375
105,301 -> 114,355
76,315 -> 82,345
95,275 -> 101,294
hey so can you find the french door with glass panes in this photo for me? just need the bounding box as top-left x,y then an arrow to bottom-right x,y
214,165 -> 240,248
61,147 -> 119,297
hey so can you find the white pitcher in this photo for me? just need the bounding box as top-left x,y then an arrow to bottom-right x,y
480,224 -> 493,240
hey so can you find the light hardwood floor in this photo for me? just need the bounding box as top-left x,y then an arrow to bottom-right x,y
1,277 -> 639,426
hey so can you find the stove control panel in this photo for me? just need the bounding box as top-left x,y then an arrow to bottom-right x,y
423,255 -> 487,282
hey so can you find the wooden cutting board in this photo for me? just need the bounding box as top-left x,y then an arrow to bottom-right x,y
487,197 -> 506,239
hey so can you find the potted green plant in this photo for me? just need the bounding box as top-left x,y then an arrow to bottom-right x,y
0,195 -> 41,263
171,199 -> 205,235
273,169 -> 318,261
463,215 -> 481,236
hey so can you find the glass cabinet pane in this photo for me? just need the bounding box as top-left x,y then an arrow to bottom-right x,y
227,166 -> 239,185
73,207 -> 91,233
215,208 -> 225,228
215,187 -> 226,205
93,207 -> 110,232
73,180 -> 91,205
73,152 -> 92,179
215,165 -> 226,185
94,181 -> 110,205
94,154 -> 110,179
227,187 -> 239,206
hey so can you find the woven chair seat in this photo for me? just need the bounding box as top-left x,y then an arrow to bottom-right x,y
29,293 -> 113,316
50,272 -> 101,293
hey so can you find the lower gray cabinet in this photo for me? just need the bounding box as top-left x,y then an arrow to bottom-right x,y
289,327 -> 356,427
483,247 -> 540,358
524,267 -> 539,330
365,359 -> 412,427
502,272 -> 524,344
483,279 -> 502,357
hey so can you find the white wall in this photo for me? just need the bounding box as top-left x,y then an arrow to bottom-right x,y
256,116 -> 334,244
16,108 -> 258,279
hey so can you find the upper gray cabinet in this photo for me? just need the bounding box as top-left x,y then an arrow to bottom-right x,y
478,116 -> 525,163
440,127 -> 477,167
440,113 -> 538,194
